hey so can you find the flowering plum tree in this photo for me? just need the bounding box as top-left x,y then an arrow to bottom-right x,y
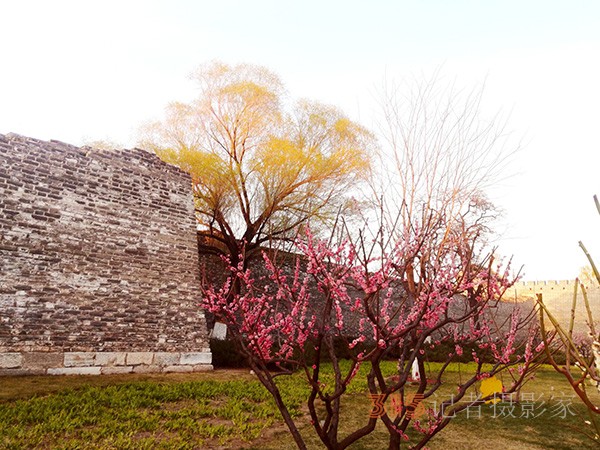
202,219 -> 544,449
202,73 -> 543,449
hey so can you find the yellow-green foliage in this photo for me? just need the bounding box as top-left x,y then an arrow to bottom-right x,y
140,62 -> 374,252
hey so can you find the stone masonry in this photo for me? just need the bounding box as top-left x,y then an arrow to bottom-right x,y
510,280 -> 600,333
0,134 -> 212,375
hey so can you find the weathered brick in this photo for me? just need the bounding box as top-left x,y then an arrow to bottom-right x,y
95,352 -> 127,367
132,364 -> 162,374
64,352 -> 95,367
163,365 -> 194,373
180,352 -> 212,365
0,353 -> 22,368
0,368 -> 45,376
0,134 -> 211,375
126,352 -> 154,366
153,352 -> 180,366
191,364 -> 214,372
101,366 -> 134,375
22,352 -> 63,369
48,366 -> 102,375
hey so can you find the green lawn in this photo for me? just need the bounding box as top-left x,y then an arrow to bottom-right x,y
0,364 -> 598,449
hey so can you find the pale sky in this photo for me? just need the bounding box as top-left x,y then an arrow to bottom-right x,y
1,0 -> 599,281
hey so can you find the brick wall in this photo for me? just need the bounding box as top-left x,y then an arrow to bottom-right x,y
509,280 -> 600,333
0,134 -> 211,375
198,249 -> 536,343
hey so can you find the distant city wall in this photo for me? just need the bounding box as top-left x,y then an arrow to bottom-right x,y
508,280 -> 600,333
0,134 -> 211,375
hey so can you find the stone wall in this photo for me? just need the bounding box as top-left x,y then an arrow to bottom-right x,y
509,280 -> 600,333
0,134 -> 212,375
198,250 -> 535,341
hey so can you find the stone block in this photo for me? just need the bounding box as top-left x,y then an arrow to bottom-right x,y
132,364 -> 161,374
191,364 -> 214,372
22,352 -> 63,369
101,366 -> 134,375
153,352 -> 180,366
126,352 -> 154,366
48,366 -> 102,375
64,352 -> 95,367
211,322 -> 227,340
0,353 -> 22,369
0,368 -> 45,376
163,365 -> 194,373
95,352 -> 126,367
180,352 -> 212,365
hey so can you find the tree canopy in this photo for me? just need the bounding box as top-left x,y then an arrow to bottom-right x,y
140,62 -> 374,263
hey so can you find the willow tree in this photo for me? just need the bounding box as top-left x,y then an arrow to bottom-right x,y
140,62 -> 374,267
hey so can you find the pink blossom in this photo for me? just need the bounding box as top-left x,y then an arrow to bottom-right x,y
535,342 -> 545,353
200,221 -> 543,449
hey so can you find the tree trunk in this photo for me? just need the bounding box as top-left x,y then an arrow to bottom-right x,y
252,365 -> 307,450
388,432 -> 401,450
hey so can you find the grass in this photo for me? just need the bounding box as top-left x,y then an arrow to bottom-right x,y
0,370 -> 289,449
0,364 -> 598,449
